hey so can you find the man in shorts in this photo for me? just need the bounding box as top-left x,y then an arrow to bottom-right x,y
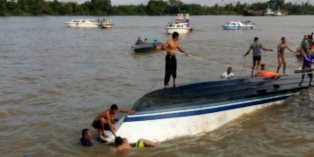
244,37 -> 273,77
92,104 -> 135,141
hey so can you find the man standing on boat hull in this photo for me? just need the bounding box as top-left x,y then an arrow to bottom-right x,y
163,32 -> 190,88
244,37 -> 273,77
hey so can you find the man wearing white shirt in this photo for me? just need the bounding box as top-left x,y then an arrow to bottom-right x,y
221,67 -> 235,80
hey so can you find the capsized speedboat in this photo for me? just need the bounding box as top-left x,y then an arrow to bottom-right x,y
64,19 -> 100,28
132,40 -> 162,53
105,75 -> 310,143
165,14 -> 192,34
223,20 -> 255,30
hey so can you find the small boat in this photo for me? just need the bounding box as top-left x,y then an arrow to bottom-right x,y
101,18 -> 114,29
264,4 -> 275,16
133,40 -> 162,53
165,14 -> 192,34
273,7 -> 288,16
274,9 -> 282,16
64,19 -> 100,28
223,20 -> 255,30
243,9 -> 264,16
104,75 -> 311,143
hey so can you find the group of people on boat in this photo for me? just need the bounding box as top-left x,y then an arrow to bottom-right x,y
80,31 -> 314,153
80,104 -> 159,153
162,31 -> 314,88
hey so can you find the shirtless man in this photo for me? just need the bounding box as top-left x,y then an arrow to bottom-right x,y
92,104 -> 135,140
276,37 -> 295,74
162,32 -> 190,88
113,136 -> 160,153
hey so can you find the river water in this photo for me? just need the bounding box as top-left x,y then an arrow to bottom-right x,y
0,16 -> 314,157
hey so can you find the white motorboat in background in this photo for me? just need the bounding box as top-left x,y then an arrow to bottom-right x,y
165,14 -> 192,34
65,19 -> 100,28
264,4 -> 275,16
101,18 -> 114,29
223,20 -> 255,30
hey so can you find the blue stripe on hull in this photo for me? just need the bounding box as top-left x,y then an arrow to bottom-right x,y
124,94 -> 294,122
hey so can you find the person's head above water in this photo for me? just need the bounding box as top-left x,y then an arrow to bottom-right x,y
81,128 -> 93,147
138,37 -> 141,40
110,104 -> 119,114
81,128 -> 92,139
172,32 -> 179,41
254,37 -> 259,42
227,67 -> 232,74
115,136 -> 124,146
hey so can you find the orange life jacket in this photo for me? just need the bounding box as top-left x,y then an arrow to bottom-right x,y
258,71 -> 281,78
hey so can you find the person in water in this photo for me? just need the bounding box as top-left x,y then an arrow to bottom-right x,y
220,67 -> 235,80
276,37 -> 296,74
92,104 -> 136,141
162,32 -> 190,88
299,48 -> 314,86
113,136 -> 160,153
244,37 -> 273,77
80,128 -> 93,147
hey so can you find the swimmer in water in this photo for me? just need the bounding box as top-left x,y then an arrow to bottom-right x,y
80,128 -> 93,147
113,136 -> 160,153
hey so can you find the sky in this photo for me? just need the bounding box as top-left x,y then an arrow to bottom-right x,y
110,0 -> 313,6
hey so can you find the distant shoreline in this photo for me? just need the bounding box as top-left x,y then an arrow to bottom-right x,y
1,0 -> 314,16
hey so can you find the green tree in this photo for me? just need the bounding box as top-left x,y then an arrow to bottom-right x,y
168,0 -> 182,13
147,0 -> 168,15
0,0 -> 8,15
90,0 -> 111,15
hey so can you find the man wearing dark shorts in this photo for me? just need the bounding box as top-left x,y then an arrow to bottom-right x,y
92,104 -> 135,141
163,32 -> 190,88
244,37 -> 273,77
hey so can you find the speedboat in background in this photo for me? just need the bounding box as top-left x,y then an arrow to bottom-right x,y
165,14 -> 192,34
65,19 -> 100,28
223,20 -> 255,30
101,18 -> 114,29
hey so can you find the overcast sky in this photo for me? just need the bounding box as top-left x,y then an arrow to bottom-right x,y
109,0 -> 313,6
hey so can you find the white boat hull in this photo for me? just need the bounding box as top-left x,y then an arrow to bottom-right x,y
65,22 -> 99,28
166,28 -> 191,34
113,93 -> 295,143
102,25 -> 113,29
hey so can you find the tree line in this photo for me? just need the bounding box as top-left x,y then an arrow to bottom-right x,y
0,0 -> 314,16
